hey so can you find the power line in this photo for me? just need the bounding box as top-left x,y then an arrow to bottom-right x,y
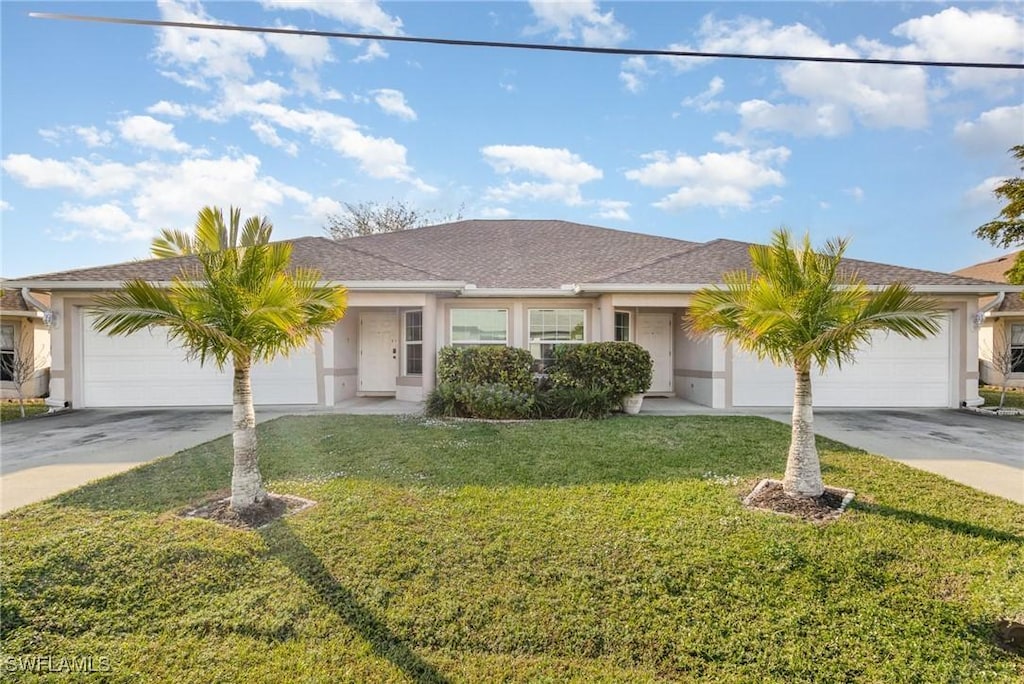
29,12 -> 1024,70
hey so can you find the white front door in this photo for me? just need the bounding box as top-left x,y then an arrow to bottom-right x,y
358,312 -> 400,394
637,313 -> 673,394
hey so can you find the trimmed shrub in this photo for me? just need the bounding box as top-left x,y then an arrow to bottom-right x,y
425,382 -> 535,420
535,386 -> 620,419
548,342 -> 653,398
436,345 -> 535,394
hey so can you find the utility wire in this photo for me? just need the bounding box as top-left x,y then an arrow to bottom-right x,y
29,12 -> 1024,70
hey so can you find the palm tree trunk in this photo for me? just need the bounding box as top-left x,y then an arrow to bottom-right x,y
230,357 -> 266,511
783,363 -> 825,498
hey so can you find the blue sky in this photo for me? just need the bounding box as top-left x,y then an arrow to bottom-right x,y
1,1 -> 1021,278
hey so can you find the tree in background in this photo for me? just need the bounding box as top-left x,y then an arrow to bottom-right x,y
975,145 -> 1024,285
91,207 -> 347,513
689,229 -> 942,499
324,199 -> 463,239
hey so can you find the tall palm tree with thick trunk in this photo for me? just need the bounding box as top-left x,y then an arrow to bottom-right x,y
91,207 -> 347,512
689,229 -> 942,498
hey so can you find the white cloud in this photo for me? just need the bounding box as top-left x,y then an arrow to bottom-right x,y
964,176 -> 1006,206
682,76 -> 726,112
372,89 -> 417,121
38,128 -> 61,144
265,24 -> 334,70
527,0 -> 629,47
737,100 -> 850,137
250,121 -> 299,156
479,206 -> 513,219
619,56 -> 650,94
154,0 -> 267,86
147,101 -> 188,118
260,0 -> 403,35
481,144 -> 604,207
954,105 -> 1024,155
55,202 -> 147,241
117,116 -> 191,153
844,186 -> 865,201
74,126 -> 113,148
352,40 -> 389,63
625,147 -> 789,210
594,199 -> 631,221
0,200 -> 11,211
305,196 -> 344,219
2,154 -> 138,197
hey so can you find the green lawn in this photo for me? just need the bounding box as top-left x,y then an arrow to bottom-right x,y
0,399 -> 48,422
981,386 -> 1024,410
2,415 -> 1022,682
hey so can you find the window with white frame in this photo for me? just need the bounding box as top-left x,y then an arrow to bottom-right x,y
1012,324 -> 1024,374
0,324 -> 14,383
614,311 -> 631,342
451,309 -> 508,345
529,309 -> 585,368
404,310 -> 423,375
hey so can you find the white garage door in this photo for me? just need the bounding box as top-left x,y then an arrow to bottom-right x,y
80,316 -> 318,408
732,314 -> 951,407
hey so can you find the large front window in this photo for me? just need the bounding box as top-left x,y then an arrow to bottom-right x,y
529,309 -> 585,368
451,309 -> 508,345
0,325 -> 14,382
404,310 -> 423,375
1012,324 -> 1024,374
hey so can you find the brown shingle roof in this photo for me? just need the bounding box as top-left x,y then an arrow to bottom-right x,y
0,289 -> 48,314
10,220 -> 1007,292
954,251 -> 1023,312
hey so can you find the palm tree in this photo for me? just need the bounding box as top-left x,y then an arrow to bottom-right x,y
91,206 -> 347,512
688,229 -> 942,498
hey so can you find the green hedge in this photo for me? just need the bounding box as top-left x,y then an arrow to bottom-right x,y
426,382 -> 536,420
548,342 -> 653,398
436,345 -> 535,394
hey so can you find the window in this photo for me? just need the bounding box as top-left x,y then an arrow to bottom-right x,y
614,311 -> 631,342
529,309 -> 585,368
404,310 -> 423,375
1012,324 -> 1024,374
0,325 -> 14,382
451,309 -> 508,345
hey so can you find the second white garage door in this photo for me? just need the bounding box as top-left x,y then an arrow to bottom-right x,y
731,314 -> 952,408
80,316 -> 318,408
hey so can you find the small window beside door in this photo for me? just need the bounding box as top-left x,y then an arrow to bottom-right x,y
614,311 -> 631,342
0,324 -> 15,382
404,310 -> 423,375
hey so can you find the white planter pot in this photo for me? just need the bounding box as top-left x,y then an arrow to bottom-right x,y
621,393 -> 644,415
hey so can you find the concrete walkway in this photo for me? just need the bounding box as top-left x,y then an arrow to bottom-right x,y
0,399 -> 423,514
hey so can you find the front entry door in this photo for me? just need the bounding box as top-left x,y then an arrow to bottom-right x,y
637,313 -> 673,394
359,312 -> 400,394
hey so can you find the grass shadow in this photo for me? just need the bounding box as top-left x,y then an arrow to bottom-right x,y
852,501 -> 1023,544
259,521 -> 450,684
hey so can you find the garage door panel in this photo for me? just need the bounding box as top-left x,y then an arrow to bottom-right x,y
732,315 -> 951,408
81,316 -> 316,408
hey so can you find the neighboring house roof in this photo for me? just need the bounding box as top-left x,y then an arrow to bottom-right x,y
953,250 -> 1023,313
8,220 -> 1009,293
0,289 -> 49,315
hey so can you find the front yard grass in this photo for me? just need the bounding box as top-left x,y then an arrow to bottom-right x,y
2,415 -> 1022,682
0,398 -> 48,422
980,385 -> 1024,410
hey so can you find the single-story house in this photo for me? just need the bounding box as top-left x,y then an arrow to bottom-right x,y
954,250 -> 1023,389
4,220 -> 1013,410
0,287 -> 52,399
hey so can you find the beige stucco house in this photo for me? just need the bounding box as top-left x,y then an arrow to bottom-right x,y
4,220 -> 1011,410
0,288 -> 51,400
954,250 -> 1024,390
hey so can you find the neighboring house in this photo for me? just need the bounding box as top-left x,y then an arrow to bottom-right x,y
0,288 -> 51,399
4,220 -> 1013,410
954,251 -> 1024,389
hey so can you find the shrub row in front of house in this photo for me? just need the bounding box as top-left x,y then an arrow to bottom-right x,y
426,342 -> 653,420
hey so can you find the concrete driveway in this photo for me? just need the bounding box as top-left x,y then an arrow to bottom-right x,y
1,408 -> 256,514
760,408 -> 1024,504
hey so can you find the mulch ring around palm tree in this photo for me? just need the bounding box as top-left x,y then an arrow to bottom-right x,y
744,479 -> 855,523
179,491 -> 316,529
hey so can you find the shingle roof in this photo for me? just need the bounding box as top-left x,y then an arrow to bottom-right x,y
0,289 -> 48,314
953,251 -> 1023,312
10,220 -> 1007,292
